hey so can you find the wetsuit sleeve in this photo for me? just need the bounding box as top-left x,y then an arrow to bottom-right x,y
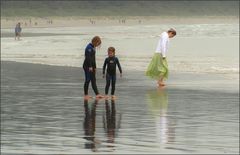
103,58 -> 107,74
85,47 -> 93,68
116,58 -> 122,73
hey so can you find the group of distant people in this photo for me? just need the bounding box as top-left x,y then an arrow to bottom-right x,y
119,19 -> 141,24
14,19 -> 53,40
119,19 -> 126,24
47,19 -> 53,24
23,19 -> 38,27
89,19 -> 96,24
88,19 -> 142,25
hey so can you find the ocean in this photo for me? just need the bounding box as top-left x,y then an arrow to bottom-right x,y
1,23 -> 239,78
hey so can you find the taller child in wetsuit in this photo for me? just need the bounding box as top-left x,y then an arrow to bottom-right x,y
83,36 -> 104,99
103,47 -> 122,99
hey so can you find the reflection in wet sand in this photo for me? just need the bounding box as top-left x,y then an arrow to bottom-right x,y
83,99 -> 122,152
83,99 -> 98,152
147,87 -> 175,144
2,61 -> 239,154
103,99 -> 122,150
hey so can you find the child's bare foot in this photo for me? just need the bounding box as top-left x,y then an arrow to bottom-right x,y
105,95 -> 109,99
96,94 -> 104,99
159,82 -> 166,87
84,95 -> 92,100
111,95 -> 117,99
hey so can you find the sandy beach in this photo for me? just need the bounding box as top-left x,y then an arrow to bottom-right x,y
1,61 -> 239,154
1,9 -> 239,155
1,0 -> 239,153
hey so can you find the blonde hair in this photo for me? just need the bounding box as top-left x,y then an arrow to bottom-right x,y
91,36 -> 101,47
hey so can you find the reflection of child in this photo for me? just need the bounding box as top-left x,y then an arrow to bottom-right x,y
104,99 -> 116,144
103,47 -> 122,99
103,99 -> 122,148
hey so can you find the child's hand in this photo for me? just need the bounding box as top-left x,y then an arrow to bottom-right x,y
89,67 -> 93,72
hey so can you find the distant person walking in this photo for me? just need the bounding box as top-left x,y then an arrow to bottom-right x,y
15,22 -> 22,40
146,28 -> 176,87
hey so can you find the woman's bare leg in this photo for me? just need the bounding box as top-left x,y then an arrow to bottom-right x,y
158,77 -> 165,87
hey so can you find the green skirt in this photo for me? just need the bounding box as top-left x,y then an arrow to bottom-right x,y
145,53 -> 168,80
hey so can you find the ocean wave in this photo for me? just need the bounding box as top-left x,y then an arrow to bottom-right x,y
2,23 -> 239,38
210,66 -> 239,74
2,55 -> 239,76
1,24 -> 238,79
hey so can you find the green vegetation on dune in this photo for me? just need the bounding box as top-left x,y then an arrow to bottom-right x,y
1,0 -> 239,17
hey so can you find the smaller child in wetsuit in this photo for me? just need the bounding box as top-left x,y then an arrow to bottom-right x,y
103,47 -> 122,99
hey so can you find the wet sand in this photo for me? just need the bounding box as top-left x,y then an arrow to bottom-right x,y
1,61 -> 239,154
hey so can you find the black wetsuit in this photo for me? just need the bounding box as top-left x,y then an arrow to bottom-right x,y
103,56 -> 122,95
83,43 -> 99,95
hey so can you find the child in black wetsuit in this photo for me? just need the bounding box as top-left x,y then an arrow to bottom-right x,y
103,47 -> 122,99
83,36 -> 104,100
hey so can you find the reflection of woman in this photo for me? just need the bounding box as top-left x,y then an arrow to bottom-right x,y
83,99 -> 98,151
146,88 -> 175,144
147,88 -> 168,115
103,99 -> 121,148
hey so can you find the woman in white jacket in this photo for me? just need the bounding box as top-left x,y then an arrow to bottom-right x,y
146,28 -> 176,87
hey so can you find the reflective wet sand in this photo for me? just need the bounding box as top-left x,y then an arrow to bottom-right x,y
1,61 -> 239,154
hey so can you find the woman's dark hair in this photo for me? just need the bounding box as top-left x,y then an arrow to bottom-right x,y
168,28 -> 177,36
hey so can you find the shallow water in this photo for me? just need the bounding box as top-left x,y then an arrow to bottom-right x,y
1,61 -> 239,154
1,23 -> 239,77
